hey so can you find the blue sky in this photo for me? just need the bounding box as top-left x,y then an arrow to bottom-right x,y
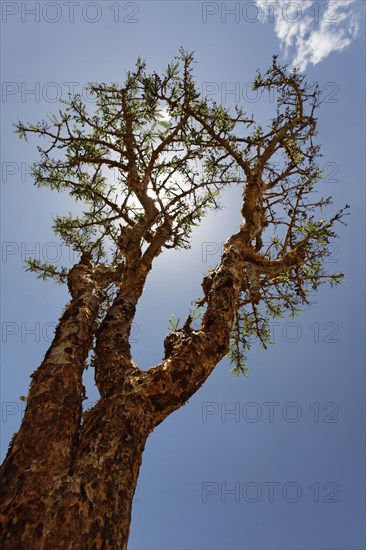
0,1 -> 365,549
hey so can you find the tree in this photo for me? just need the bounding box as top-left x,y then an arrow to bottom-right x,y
0,51 -> 347,548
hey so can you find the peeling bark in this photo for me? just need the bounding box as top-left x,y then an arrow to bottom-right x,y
0,262 -> 109,547
38,392 -> 154,550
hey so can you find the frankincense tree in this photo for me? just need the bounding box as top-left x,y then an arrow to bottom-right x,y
0,51 -> 347,548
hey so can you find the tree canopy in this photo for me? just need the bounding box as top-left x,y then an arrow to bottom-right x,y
16,50 -> 347,377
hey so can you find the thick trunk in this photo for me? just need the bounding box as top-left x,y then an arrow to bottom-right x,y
0,391 -> 153,549
0,255 -> 156,549
55,392 -> 155,549
0,262 -> 105,547
0,229 -> 257,548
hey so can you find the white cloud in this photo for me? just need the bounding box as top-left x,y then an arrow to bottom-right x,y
256,0 -> 360,71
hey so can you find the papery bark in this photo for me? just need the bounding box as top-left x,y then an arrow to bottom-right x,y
0,262 -> 104,547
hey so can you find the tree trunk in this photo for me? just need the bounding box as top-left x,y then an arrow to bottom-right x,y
0,390 -> 154,549
0,230 -> 250,548
0,259 -> 148,549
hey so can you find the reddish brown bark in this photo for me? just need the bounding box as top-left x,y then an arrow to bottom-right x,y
0,229 -> 244,548
0,260 -> 132,548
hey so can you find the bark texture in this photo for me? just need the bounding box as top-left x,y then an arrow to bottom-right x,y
0,228 -> 249,548
0,216 -> 288,548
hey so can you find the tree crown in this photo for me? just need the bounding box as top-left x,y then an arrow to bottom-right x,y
16,50 -> 347,375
